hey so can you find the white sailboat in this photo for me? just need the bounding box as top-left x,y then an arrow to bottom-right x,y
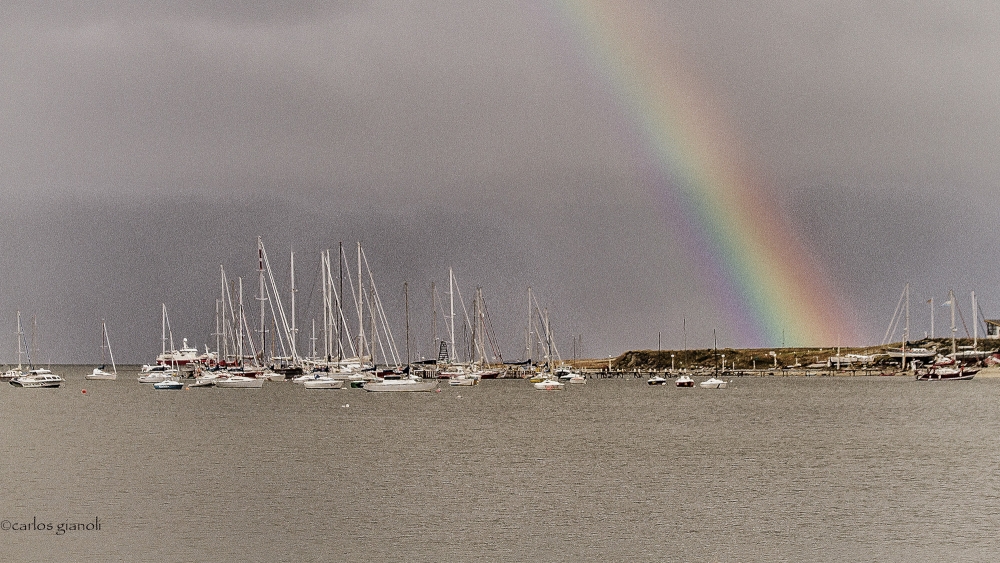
1,311 -> 27,381
86,320 -> 117,380
9,315 -> 64,388
302,375 -> 345,389
363,374 -> 438,392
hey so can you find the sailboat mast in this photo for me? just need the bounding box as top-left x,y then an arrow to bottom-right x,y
972,290 -> 978,351
357,242 -> 364,360
161,303 -> 167,356
290,247 -> 297,359
15,311 -> 22,369
238,277 -> 244,364
404,281 -> 410,369
321,250 -> 329,360
103,320 -> 117,375
258,237 -> 266,362
338,243 -> 344,363
449,267 -> 455,364
903,283 -> 909,370
431,281 -> 437,361
950,289 -> 957,357
527,287 -> 533,363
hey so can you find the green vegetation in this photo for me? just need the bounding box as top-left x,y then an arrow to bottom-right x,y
568,337 -> 995,371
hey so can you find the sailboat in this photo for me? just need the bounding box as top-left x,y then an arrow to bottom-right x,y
1,311 -> 27,381
86,320 -> 117,380
9,315 -> 65,388
917,290 -> 976,381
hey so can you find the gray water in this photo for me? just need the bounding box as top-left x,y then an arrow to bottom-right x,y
2,368 -> 999,562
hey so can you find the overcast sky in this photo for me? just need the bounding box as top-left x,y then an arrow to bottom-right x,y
2,1 -> 999,363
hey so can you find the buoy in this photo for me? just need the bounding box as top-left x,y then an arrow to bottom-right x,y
81,389 -> 87,394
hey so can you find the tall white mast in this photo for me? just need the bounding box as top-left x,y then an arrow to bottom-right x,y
258,236 -> 266,360
290,247 -> 297,357
358,242 -> 364,359
321,249 -> 329,360
238,277 -> 244,363
972,290 -> 978,351
949,289 -> 957,357
903,283 -> 909,370
449,267 -> 456,363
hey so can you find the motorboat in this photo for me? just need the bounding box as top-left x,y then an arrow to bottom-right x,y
215,375 -> 265,388
137,364 -> 177,383
647,374 -> 668,385
303,376 -> 345,389
363,375 -> 438,392
10,369 -> 64,388
533,377 -> 566,391
152,378 -> 183,390
1,367 -> 25,381
555,366 -> 585,383
699,377 -> 728,389
448,375 -> 478,386
675,374 -> 694,387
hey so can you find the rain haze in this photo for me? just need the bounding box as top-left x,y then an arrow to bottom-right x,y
2,1 -> 999,363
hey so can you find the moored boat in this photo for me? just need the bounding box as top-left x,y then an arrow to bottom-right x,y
533,377 -> 565,391
699,376 -> 728,389
363,375 -> 438,392
303,376 -> 345,389
137,364 -> 177,383
215,374 -> 265,388
153,378 -> 184,390
10,369 -> 64,388
675,374 -> 694,387
916,365 -> 977,381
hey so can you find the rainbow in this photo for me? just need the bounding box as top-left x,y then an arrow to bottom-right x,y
550,1 -> 860,347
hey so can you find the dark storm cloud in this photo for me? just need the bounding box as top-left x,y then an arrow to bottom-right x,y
0,1 -> 637,208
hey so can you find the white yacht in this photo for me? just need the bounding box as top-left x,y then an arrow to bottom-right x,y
137,364 -> 177,383
533,377 -> 566,391
10,369 -> 65,388
699,377 -> 728,389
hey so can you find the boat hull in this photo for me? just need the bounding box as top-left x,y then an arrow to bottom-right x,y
303,378 -> 345,389
363,380 -> 438,392
86,369 -> 117,380
10,379 -> 62,388
448,377 -> 477,386
215,377 -> 265,388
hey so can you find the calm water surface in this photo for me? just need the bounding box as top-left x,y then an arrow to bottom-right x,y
2,368 -> 999,561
